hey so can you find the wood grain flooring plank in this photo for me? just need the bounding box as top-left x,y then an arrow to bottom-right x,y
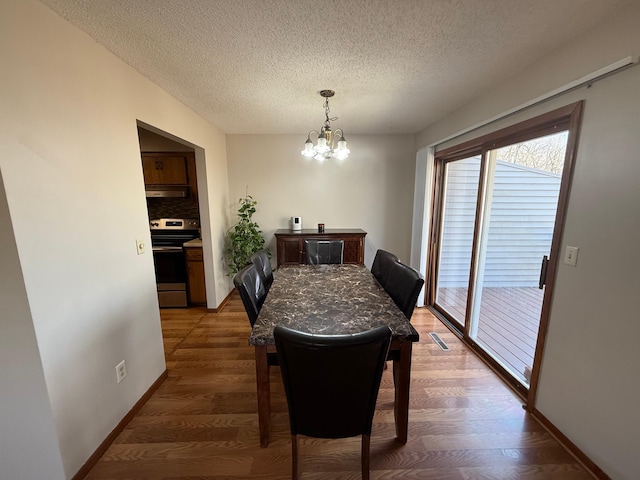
458,464 -> 594,480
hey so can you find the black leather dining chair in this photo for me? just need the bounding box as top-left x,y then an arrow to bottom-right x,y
371,249 -> 399,290
274,325 -> 392,480
304,239 -> 344,264
251,249 -> 273,292
385,260 -> 425,320
232,263 -> 267,327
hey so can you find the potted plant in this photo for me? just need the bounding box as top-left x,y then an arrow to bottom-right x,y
226,194 -> 267,275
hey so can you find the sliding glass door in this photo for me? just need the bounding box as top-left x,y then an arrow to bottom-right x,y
468,133 -> 567,387
435,155 -> 481,329
430,104 -> 582,397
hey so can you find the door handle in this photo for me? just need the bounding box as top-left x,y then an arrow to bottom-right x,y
539,255 -> 549,289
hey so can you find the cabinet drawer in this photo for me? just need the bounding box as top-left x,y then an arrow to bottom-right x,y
185,248 -> 203,261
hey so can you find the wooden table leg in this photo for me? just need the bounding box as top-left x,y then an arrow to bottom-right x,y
393,342 -> 413,444
255,345 -> 271,447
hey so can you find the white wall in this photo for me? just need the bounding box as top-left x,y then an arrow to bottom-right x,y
0,0 -> 230,477
0,172 -> 66,480
415,5 -> 640,479
226,134 -> 416,267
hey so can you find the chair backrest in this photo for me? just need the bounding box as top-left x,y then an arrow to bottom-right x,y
304,239 -> 344,265
232,263 -> 266,327
385,261 -> 425,320
251,250 -> 273,291
371,249 -> 399,290
274,325 -> 391,439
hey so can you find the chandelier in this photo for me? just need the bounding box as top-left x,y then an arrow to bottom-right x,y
301,90 -> 350,161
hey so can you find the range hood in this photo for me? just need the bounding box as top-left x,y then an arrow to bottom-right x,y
145,185 -> 190,198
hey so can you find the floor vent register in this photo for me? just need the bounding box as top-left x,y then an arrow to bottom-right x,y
429,332 -> 450,351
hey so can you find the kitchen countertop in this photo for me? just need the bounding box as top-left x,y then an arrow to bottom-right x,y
183,238 -> 202,247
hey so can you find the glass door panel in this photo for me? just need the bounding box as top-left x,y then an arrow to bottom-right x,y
468,132 -> 568,387
434,155 -> 481,327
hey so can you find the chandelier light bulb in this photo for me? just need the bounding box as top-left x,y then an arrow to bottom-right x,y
316,136 -> 329,153
333,137 -> 350,160
301,138 -> 315,157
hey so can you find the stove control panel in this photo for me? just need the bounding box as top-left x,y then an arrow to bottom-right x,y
150,218 -> 200,230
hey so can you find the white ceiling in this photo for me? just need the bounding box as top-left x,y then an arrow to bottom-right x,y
40,0 -> 632,135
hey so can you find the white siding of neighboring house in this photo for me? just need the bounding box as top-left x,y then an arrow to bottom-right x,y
439,158 -> 561,288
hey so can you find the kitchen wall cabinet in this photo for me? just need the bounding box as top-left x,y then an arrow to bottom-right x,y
142,154 -> 189,185
185,245 -> 207,306
274,229 -> 367,267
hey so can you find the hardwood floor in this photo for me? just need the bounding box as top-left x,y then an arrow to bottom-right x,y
84,293 -> 593,479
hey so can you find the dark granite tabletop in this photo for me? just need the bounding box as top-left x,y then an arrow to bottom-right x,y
249,264 -> 419,346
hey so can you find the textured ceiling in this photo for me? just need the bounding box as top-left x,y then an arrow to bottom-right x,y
40,0 -> 631,134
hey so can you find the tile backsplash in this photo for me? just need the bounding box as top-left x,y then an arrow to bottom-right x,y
147,197 -> 200,220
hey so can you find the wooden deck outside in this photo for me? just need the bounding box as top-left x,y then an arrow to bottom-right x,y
436,287 -> 543,385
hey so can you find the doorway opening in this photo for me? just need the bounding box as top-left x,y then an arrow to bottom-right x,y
136,123 -> 213,310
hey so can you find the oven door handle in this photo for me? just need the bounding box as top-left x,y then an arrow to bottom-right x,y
152,246 -> 184,252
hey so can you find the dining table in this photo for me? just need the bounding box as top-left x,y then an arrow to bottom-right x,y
249,263 -> 419,448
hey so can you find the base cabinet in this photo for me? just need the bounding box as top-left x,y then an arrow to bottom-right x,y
275,229 -> 366,267
185,246 -> 207,306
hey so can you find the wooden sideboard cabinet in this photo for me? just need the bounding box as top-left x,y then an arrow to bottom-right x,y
274,229 -> 367,267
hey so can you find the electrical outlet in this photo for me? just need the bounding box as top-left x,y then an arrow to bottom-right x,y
563,245 -> 579,267
115,360 -> 127,383
136,239 -> 145,255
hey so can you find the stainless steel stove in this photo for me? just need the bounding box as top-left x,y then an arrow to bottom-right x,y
150,218 -> 200,307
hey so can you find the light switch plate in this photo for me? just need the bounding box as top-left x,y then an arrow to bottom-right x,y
563,245 -> 579,266
136,239 -> 146,255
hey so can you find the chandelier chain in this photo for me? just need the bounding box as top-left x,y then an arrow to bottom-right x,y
323,97 -> 338,126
